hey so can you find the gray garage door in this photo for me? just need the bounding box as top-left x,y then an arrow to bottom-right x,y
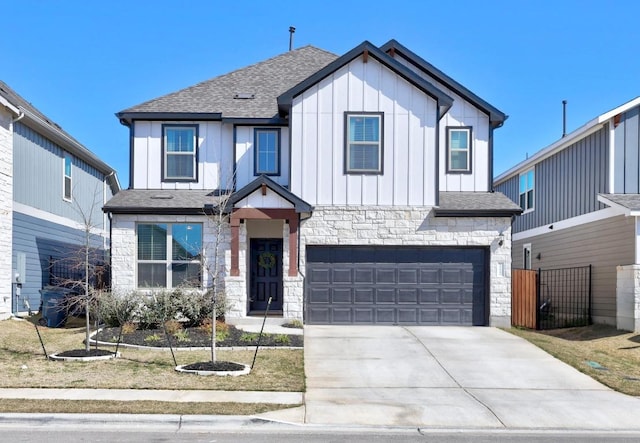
305,246 -> 488,326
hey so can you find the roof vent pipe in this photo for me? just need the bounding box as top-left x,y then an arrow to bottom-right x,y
289,26 -> 296,51
562,100 -> 567,137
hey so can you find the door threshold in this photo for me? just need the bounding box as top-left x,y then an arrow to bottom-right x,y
248,310 -> 283,317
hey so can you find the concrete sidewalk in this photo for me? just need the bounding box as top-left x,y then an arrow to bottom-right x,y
0,388 -> 302,405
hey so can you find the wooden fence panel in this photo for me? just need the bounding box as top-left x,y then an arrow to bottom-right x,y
512,269 -> 537,329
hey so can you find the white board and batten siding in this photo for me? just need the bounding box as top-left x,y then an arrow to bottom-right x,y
132,121 -> 233,190
393,54 -> 491,192
234,188 -> 295,210
289,57 -> 438,207
234,126 -> 290,189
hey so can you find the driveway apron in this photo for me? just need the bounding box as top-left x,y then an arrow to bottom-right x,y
303,326 -> 640,430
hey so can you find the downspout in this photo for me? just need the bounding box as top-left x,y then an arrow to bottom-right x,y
103,171 -> 115,251
12,110 -> 25,124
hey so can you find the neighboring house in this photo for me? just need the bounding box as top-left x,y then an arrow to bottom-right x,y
494,97 -> 640,332
0,81 -> 120,319
104,40 -> 521,326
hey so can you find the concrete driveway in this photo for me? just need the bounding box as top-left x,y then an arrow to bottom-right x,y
303,326 -> 640,430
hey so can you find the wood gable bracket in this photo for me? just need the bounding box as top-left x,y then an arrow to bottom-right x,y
363,49 -> 369,63
261,183 -> 267,195
387,47 -> 396,58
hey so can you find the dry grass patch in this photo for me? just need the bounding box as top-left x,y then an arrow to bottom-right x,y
0,399 -> 299,415
0,317 -> 304,392
508,324 -> 640,396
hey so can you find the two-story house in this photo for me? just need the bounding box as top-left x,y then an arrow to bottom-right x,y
104,40 -> 521,326
495,97 -> 640,332
0,81 -> 120,319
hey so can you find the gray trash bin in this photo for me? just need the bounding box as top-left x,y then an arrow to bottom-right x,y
39,287 -> 71,328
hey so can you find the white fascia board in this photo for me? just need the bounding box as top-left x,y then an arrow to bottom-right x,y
597,194 -> 640,216
0,96 -> 20,116
512,207 -> 622,242
495,96 -> 640,185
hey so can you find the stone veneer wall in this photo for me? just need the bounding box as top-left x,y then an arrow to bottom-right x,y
296,206 -> 514,327
617,265 -> 640,332
0,109 -> 13,319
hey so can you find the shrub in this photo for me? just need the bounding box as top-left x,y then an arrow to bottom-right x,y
174,329 -> 191,343
240,332 -> 258,343
97,291 -> 140,327
143,334 -> 161,343
121,321 -> 137,334
274,334 -> 291,345
138,290 -> 179,329
164,319 -> 183,335
283,319 -> 303,329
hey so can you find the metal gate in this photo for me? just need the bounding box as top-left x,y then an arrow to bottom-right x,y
512,265 -> 592,330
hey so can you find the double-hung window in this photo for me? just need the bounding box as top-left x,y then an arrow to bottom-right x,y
163,125 -> 197,181
447,127 -> 472,173
137,223 -> 202,288
519,169 -> 535,212
63,155 -> 72,201
254,128 -> 280,175
345,112 -> 383,174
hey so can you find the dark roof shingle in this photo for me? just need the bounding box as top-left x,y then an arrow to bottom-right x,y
118,46 -> 338,119
434,192 -> 522,217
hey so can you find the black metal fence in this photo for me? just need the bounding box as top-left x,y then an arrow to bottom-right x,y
537,265 -> 592,330
48,256 -> 110,290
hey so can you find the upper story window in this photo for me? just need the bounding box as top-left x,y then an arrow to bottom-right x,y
447,127 -> 472,173
519,168 -> 535,212
345,112 -> 383,174
254,128 -> 280,175
523,244 -> 532,270
137,222 -> 202,289
63,155 -> 72,201
163,125 -> 197,181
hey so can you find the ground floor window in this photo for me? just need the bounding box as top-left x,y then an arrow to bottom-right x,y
137,223 -> 202,288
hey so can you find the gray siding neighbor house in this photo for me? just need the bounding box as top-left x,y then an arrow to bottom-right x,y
105,40 -> 521,327
494,97 -> 640,332
0,81 -> 120,319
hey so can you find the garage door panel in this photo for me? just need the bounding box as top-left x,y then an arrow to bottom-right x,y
419,289 -> 439,304
375,308 -> 396,323
332,308 -> 353,323
308,288 -> 330,303
397,309 -> 417,323
354,288 -> 374,303
354,268 -> 374,283
376,268 -> 396,283
398,268 -> 418,284
398,289 -> 418,304
305,246 -> 487,326
333,268 -> 353,283
376,289 -> 396,304
332,288 -> 352,304
420,268 -> 440,284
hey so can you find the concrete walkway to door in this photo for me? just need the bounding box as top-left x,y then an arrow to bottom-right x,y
302,326 -> 640,430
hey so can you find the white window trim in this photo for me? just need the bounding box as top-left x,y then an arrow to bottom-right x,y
136,222 -> 202,289
63,154 -> 72,202
163,125 -> 197,181
519,168 -> 535,214
345,113 -> 383,174
446,127 -> 472,173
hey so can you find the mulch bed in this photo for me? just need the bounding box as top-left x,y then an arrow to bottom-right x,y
181,361 -> 246,371
94,324 -> 303,348
55,349 -> 116,358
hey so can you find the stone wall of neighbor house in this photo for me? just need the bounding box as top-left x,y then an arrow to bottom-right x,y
0,109 -> 13,319
297,206 -> 514,327
617,264 -> 640,332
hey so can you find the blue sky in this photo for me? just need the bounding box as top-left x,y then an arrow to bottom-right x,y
4,0 -> 640,189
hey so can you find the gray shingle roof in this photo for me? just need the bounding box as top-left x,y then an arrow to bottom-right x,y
434,192 -> 522,217
118,46 -> 338,119
103,189 -> 226,214
599,193 -> 640,212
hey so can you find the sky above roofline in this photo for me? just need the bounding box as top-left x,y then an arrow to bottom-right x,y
4,0 -> 640,189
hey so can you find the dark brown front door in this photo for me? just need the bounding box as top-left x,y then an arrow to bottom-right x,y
250,239 -> 283,311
